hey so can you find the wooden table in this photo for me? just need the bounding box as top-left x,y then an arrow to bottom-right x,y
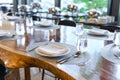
0,20 -> 119,80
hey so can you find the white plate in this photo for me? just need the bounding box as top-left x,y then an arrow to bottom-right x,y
7,16 -> 20,21
87,28 -> 108,36
35,42 -> 70,57
35,21 -> 52,27
0,30 -> 9,36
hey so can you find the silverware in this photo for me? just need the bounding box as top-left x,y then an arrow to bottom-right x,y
57,51 -> 81,64
114,54 -> 120,59
28,46 -> 38,52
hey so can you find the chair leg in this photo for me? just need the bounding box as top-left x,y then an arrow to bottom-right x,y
39,68 -> 41,72
55,78 -> 60,80
5,68 -> 20,80
41,69 -> 45,80
24,67 -> 31,80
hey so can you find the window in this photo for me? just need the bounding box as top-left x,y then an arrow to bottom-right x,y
61,0 -> 108,16
0,0 -> 13,4
41,0 -> 55,11
27,0 -> 55,11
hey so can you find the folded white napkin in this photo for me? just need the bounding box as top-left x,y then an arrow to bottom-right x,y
88,28 -> 108,36
37,43 -> 69,56
35,21 -> 52,27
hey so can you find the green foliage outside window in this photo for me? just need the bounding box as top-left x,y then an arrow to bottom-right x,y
61,0 -> 108,22
62,0 -> 108,14
74,0 -> 108,13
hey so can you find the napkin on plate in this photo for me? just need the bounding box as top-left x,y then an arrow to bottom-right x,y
37,43 -> 69,56
35,21 -> 52,27
88,28 -> 108,36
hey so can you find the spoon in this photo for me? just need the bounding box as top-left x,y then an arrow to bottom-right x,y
57,50 -> 81,64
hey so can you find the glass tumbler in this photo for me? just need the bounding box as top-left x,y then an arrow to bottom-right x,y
15,20 -> 25,36
114,29 -> 120,47
76,23 -> 84,36
77,35 -> 87,53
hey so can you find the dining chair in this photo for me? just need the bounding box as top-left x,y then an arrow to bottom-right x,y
0,6 -> 8,13
0,44 -> 75,80
32,15 -> 41,21
0,59 -> 6,80
100,25 -> 120,32
58,19 -> 76,27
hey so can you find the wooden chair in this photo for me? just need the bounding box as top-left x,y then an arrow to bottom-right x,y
0,59 -> 6,80
0,44 -> 75,80
32,15 -> 41,21
1,6 -> 8,13
58,20 -> 76,27
100,25 -> 120,32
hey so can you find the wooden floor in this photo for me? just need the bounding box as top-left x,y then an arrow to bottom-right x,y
20,68 -> 55,80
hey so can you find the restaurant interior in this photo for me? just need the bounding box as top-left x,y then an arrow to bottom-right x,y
0,0 -> 120,80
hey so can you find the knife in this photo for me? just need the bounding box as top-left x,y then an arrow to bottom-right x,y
27,46 -> 38,52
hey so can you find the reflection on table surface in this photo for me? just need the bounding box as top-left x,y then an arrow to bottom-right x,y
0,20 -> 120,80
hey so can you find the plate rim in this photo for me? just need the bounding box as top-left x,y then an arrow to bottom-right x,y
34,21 -> 52,27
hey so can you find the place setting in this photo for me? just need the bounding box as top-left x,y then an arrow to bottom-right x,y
5,16 -> 21,21
85,28 -> 114,40
0,30 -> 17,40
26,37 -> 90,66
2,13 -> 21,21
34,21 -> 60,30
73,23 -> 113,40
101,30 -> 120,64
26,42 -> 76,59
101,43 -> 120,64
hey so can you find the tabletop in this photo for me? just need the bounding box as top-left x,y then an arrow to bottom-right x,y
0,20 -> 119,80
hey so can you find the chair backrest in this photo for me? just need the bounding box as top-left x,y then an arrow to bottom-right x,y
32,15 -> 41,21
58,20 -> 76,27
100,25 -> 120,32
0,44 -> 75,80
0,59 -> 6,80
1,6 -> 8,13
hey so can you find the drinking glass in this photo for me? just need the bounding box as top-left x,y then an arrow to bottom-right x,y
114,29 -> 120,47
15,20 -> 25,36
76,23 -> 84,36
78,36 -> 87,53
26,16 -> 33,28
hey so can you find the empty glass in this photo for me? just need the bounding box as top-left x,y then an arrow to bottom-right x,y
26,16 -> 33,27
77,35 -> 87,53
76,23 -> 84,36
114,29 -> 120,47
15,20 -> 25,36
